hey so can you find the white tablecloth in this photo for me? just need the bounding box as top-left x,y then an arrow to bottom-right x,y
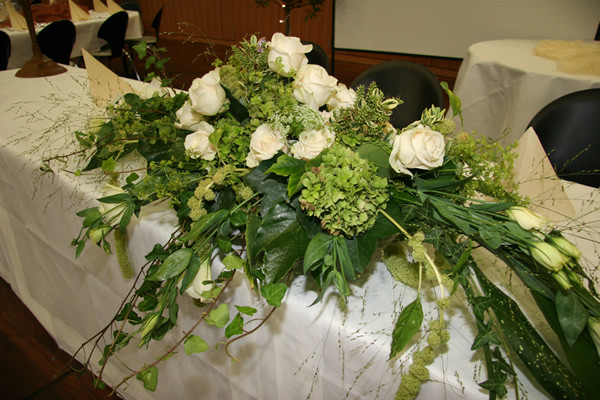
1,67 -> 598,400
1,10 -> 142,69
452,39 -> 600,146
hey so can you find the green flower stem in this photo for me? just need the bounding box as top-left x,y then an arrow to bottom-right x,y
114,229 -> 134,279
380,209 -> 446,307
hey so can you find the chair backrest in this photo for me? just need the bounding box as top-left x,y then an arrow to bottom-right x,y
0,30 -> 10,71
120,0 -> 140,13
97,11 -> 129,58
351,60 -> 444,129
528,89 -> 600,187
302,40 -> 329,73
36,19 -> 76,65
151,5 -> 164,41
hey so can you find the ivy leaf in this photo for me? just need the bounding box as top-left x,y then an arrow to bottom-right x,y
184,335 -> 209,355
235,305 -> 257,316
225,313 -> 244,338
136,366 -> 158,392
556,290 -> 588,348
266,154 -> 306,176
303,233 -> 333,274
205,304 -> 229,328
357,143 -> 395,178
146,248 -> 193,281
263,222 -> 308,283
261,283 -> 287,307
389,297 -> 423,359
471,320 -> 501,350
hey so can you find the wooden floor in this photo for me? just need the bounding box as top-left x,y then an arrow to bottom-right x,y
0,278 -> 122,400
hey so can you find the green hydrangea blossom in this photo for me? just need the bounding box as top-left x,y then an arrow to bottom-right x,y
299,144 -> 389,237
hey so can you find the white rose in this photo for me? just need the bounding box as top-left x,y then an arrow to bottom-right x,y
246,124 -> 287,167
291,127 -> 335,161
267,32 -> 312,77
326,83 -> 356,110
183,258 -> 213,302
175,101 -> 204,131
293,64 -> 338,110
138,77 -> 169,100
184,121 -> 217,160
389,125 -> 445,176
98,183 -> 127,227
188,69 -> 227,116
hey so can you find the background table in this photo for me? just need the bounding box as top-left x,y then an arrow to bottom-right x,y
1,66 -> 598,399
451,39 -> 600,146
1,10 -> 142,69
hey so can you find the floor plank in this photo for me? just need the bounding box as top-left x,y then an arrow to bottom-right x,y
0,278 -> 122,400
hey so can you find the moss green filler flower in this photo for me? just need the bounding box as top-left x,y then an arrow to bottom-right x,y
299,144 -> 389,237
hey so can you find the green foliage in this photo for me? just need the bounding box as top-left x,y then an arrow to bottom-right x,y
389,297 -> 423,359
184,335 -> 209,354
136,366 -> 158,392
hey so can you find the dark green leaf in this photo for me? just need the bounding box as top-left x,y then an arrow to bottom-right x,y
146,248 -> 193,281
478,225 -> 502,249
266,154 -> 306,176
229,211 -> 247,227
556,290 -> 588,348
225,313 -> 244,338
179,209 -> 229,242
389,297 -> 423,359
179,255 -> 202,295
357,143 -> 395,178
254,202 -> 298,251
263,222 -> 308,283
471,320 -> 501,350
97,193 -> 130,204
222,85 -> 250,123
303,233 -> 333,274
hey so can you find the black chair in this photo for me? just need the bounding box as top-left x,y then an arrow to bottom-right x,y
351,60 -> 444,129
0,30 -> 10,71
120,0 -> 141,13
527,89 -> 600,187
91,11 -> 139,80
302,40 -> 329,73
37,19 -> 76,65
126,4 -> 164,48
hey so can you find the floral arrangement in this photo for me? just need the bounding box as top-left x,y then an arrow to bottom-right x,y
62,33 -> 600,398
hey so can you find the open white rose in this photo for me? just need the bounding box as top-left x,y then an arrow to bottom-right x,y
175,101 -> 204,131
291,127 -> 335,161
389,125 -> 445,176
293,64 -> 338,110
98,183 -> 128,227
327,83 -> 356,110
139,77 -> 169,100
246,124 -> 287,167
184,121 -> 217,160
267,32 -> 312,77
183,258 -> 213,303
188,69 -> 227,116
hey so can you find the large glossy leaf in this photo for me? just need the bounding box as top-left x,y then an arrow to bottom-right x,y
146,248 -> 193,281
254,202 -> 298,251
556,290 -> 588,348
263,222 -> 308,283
357,143 -> 395,178
179,209 -> 229,242
303,233 -> 333,274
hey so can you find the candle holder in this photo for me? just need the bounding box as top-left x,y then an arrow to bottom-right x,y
15,0 -> 66,77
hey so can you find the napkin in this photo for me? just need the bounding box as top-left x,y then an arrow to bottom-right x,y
513,127 -> 576,221
106,0 -> 124,14
6,1 -> 27,30
82,49 -> 136,108
535,40 -> 600,76
68,0 -> 91,21
92,0 -> 109,13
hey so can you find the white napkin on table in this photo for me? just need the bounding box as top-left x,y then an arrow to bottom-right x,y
68,0 -> 91,21
92,0 -> 109,14
106,0 -> 124,14
6,1 -> 27,30
82,49 -> 137,108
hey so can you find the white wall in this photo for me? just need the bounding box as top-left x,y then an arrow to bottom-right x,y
334,0 -> 600,58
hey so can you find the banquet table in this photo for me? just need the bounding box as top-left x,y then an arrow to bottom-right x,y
451,39 -> 600,146
1,66 -> 599,400
1,10 -> 143,70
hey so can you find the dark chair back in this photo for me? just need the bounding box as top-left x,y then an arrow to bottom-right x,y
302,40 -> 329,72
150,5 -> 164,42
0,30 -> 10,71
120,0 -> 140,13
37,19 -> 76,65
528,89 -> 600,187
97,11 -> 129,58
351,60 -> 444,129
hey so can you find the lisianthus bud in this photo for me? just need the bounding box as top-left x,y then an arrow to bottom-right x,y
530,242 -> 569,272
183,258 -> 213,303
141,314 -> 160,338
506,206 -> 552,232
98,183 -> 128,228
89,226 -> 111,244
549,236 -> 582,260
588,317 -> 600,357
553,270 -> 572,290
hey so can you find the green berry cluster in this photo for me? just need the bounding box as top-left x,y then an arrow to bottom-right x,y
299,144 -> 389,237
